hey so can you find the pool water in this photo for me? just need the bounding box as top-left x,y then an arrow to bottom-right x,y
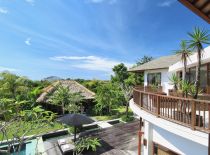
0,139 -> 37,155
0,145 -> 26,155
11,145 -> 26,155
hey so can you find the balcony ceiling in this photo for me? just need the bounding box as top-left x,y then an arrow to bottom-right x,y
179,0 -> 210,24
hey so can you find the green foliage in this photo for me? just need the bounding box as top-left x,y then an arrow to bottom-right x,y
169,73 -> 180,90
111,63 -> 129,83
175,40 -> 192,81
0,102 -> 57,154
92,106 -> 133,121
188,84 -> 203,97
49,84 -> 84,114
188,27 -> 210,49
136,55 -> 153,66
180,80 -> 191,97
0,72 -> 51,102
121,115 -> 134,122
95,83 -> 124,115
65,92 -> 84,114
75,137 -> 101,154
76,79 -> 106,93
188,27 -> 210,98
0,72 -> 32,100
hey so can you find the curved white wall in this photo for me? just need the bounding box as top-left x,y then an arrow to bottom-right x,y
130,99 -> 208,155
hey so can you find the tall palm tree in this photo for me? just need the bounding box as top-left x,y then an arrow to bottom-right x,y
175,40 -> 192,81
188,27 -> 210,99
49,85 -> 71,114
66,92 -> 84,113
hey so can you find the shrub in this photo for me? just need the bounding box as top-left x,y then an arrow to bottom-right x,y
75,137 -> 101,154
121,115 -> 134,122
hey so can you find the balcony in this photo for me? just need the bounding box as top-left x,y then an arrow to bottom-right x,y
133,87 -> 210,133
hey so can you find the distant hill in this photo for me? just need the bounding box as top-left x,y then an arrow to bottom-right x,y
43,76 -> 62,82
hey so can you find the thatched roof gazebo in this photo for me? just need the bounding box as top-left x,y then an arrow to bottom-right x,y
36,80 -> 95,114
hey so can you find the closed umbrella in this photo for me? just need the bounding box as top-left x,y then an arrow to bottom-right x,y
57,114 -> 94,142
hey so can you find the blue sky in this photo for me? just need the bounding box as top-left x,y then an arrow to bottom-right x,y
0,0 -> 209,80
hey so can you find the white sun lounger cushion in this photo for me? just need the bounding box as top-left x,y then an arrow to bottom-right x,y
60,144 -> 75,152
58,139 -> 67,145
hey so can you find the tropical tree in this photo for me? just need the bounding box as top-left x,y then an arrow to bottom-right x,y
121,75 -> 136,118
175,40 -> 192,81
0,102 -> 55,154
0,72 -> 33,100
111,63 -> 136,118
111,63 -> 129,84
169,73 -> 180,91
95,83 -> 123,115
49,85 -> 72,114
49,85 -> 84,114
180,80 -> 191,98
136,55 -> 153,66
188,27 -> 210,99
65,92 -> 84,114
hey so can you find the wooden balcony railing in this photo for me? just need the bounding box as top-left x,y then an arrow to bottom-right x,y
133,88 -> 210,133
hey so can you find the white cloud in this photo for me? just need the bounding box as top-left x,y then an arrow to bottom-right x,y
158,0 -> 176,7
50,55 -> 132,72
88,0 -> 117,4
0,66 -> 17,72
25,38 -> 31,46
0,8 -> 8,14
25,0 -> 35,5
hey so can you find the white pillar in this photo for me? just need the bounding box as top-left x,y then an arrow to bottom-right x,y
143,120 -> 153,155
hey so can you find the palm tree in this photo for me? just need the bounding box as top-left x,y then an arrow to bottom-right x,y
49,85 -> 71,114
175,40 -> 192,81
66,92 -> 84,114
188,27 -> 210,99
0,72 -> 32,100
169,73 -> 180,91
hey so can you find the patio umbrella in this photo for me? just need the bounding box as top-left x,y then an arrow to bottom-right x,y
57,113 -> 94,142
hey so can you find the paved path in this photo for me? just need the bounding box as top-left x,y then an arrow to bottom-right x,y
97,122 -> 113,128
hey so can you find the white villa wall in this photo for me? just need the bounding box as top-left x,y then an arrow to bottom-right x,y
144,69 -> 174,94
130,99 -> 209,155
169,46 -> 210,72
152,125 -> 207,155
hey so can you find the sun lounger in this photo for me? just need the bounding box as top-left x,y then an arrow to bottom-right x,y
59,143 -> 75,155
58,138 -> 75,155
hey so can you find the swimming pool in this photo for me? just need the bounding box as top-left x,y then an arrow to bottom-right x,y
0,139 -> 37,155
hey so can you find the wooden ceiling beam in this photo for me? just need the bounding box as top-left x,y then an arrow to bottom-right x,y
199,1 -> 210,11
191,0 -> 199,5
179,0 -> 210,24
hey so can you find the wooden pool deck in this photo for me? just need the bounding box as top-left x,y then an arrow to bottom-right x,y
43,120 -> 139,155
82,120 -> 139,155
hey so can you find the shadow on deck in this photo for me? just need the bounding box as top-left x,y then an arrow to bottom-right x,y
81,120 -> 139,155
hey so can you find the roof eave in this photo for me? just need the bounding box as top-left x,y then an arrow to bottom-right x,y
129,67 -> 169,73
179,0 -> 210,24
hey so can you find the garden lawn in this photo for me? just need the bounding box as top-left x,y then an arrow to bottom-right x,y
92,106 -> 133,121
0,121 -> 64,140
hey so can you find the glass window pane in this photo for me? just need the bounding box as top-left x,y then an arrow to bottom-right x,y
200,65 -> 207,90
147,73 -> 161,86
189,67 -> 196,83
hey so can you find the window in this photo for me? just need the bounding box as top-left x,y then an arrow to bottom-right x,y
153,143 -> 179,155
147,73 -> 161,86
200,65 -> 207,90
189,67 -> 196,83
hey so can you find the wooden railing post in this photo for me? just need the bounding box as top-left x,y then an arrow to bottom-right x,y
140,92 -> 143,107
208,104 -> 210,130
156,96 -> 160,117
139,91 -> 142,107
191,101 -> 196,130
